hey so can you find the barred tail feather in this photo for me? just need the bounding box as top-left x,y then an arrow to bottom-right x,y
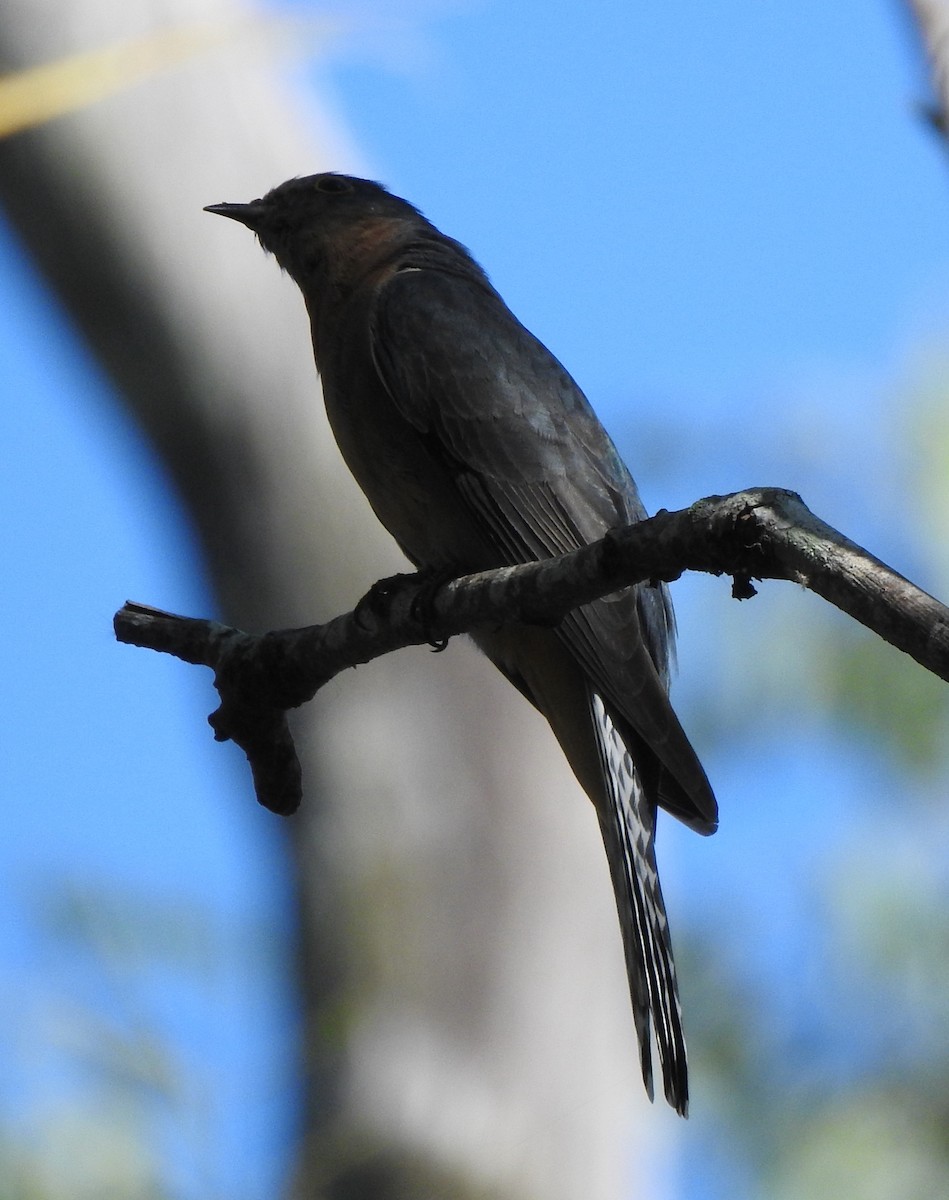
590,693 -> 689,1115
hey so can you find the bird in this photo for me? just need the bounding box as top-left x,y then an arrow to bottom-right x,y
205,173 -> 718,1115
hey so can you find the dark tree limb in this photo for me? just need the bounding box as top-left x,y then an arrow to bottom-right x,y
114,487 -> 949,816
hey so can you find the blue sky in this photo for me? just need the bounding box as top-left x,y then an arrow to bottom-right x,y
3,2 -> 949,1197
322,3 -> 949,404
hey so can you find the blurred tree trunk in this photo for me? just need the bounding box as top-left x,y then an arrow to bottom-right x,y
0,2 -> 669,1196
906,0 -> 949,132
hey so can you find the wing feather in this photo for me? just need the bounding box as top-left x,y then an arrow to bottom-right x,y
370,264 -> 717,833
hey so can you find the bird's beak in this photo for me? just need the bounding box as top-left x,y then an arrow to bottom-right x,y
203,201 -> 268,230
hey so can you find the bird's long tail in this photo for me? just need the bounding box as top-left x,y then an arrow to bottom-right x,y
590,692 -> 689,1115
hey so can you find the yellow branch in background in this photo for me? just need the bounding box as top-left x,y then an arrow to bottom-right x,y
0,18 -> 338,140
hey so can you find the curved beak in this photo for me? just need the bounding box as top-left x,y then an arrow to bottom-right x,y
203,200 -> 268,230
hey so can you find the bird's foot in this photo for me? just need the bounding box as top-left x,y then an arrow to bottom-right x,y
354,566 -> 456,651
410,565 -> 459,651
354,570 -> 418,630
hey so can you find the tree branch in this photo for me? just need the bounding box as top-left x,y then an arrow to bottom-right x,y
114,487 -> 949,815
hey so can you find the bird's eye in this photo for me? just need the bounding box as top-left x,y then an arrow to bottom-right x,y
315,176 -> 353,194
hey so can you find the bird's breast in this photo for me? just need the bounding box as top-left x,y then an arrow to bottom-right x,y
316,323 -> 495,572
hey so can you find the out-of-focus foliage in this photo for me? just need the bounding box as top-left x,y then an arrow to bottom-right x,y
669,372 -> 949,1199
0,878 -> 263,1200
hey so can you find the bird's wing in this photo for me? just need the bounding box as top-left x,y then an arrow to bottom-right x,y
370,266 -> 717,834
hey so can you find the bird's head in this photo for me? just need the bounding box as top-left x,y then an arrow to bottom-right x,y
205,173 -> 427,285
